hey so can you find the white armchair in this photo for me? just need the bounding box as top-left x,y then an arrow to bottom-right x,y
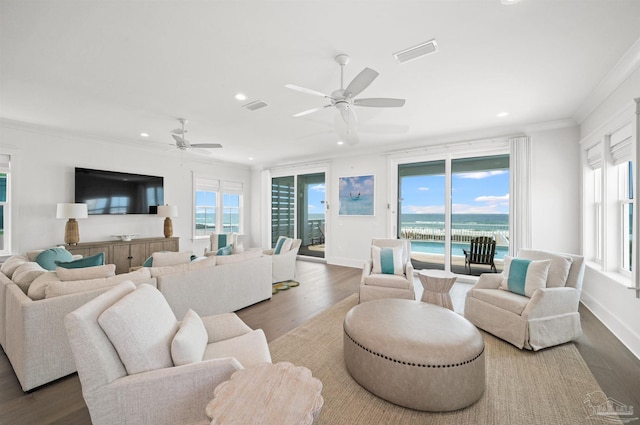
464,249 -> 585,351
359,238 -> 415,303
263,238 -> 301,283
64,281 -> 271,425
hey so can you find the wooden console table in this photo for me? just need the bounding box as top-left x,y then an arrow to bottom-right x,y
65,237 -> 179,274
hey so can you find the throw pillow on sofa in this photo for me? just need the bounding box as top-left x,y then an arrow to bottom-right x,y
98,284 -> 179,375
0,254 -> 29,279
55,264 -> 116,282
148,256 -> 216,278
55,252 -> 105,269
45,268 -> 153,298
151,251 -> 192,267
11,262 -> 47,293
171,309 -> 208,366
273,236 -> 293,254
34,247 -> 74,271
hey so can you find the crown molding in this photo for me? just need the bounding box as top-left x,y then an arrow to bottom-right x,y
573,37 -> 640,124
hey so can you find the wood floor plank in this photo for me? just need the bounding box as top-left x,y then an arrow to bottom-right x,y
0,260 -> 638,425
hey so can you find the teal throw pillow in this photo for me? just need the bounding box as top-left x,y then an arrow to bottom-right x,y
371,245 -> 404,276
56,252 -> 105,269
143,256 -> 154,267
216,244 -> 233,256
35,247 -> 74,271
274,236 -> 293,255
500,256 -> 552,297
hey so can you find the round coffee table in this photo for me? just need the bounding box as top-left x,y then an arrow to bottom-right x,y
417,269 -> 457,310
206,361 -> 323,424
343,299 -> 485,411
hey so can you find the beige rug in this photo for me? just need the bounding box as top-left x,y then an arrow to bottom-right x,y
269,294 -> 608,425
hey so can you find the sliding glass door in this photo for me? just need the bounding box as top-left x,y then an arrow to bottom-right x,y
398,154 -> 509,274
271,172 -> 326,258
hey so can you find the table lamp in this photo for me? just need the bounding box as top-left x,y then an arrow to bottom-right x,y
56,203 -> 88,245
157,205 -> 178,238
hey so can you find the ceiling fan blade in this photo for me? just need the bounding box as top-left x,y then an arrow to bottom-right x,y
191,143 -> 223,149
285,84 -> 332,99
353,98 -> 406,108
293,105 -> 330,117
344,68 -> 379,98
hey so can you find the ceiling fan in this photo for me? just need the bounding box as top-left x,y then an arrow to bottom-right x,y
170,118 -> 222,153
285,54 -> 406,128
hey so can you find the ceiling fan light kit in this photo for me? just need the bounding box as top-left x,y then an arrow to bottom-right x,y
393,39 -> 439,64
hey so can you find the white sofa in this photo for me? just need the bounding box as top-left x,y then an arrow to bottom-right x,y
2,266 -> 156,391
155,250 -> 272,319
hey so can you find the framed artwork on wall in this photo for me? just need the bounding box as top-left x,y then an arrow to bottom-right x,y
338,174 -> 375,216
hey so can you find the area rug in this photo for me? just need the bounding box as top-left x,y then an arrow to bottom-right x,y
269,294 -> 609,425
272,280 -> 300,294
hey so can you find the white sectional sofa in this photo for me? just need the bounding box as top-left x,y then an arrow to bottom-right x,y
1,246 -> 272,391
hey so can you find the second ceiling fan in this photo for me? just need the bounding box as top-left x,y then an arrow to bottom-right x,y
286,54 -> 406,127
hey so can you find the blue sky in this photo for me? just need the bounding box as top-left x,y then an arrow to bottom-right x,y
401,170 -> 509,214
308,183 -> 326,215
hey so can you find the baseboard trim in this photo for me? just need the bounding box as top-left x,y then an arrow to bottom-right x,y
580,291 -> 640,361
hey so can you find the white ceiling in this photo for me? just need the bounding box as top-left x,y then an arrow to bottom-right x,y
2,0 -> 640,167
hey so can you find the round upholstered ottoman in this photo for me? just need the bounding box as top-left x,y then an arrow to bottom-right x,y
343,299 -> 485,411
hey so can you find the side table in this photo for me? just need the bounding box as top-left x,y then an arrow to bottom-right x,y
206,361 -> 323,425
417,270 -> 456,310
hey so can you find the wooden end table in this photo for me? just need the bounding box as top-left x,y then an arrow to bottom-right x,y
417,269 -> 457,310
206,361 -> 323,425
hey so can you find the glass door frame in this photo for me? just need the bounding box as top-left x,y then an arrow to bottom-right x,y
388,141 -> 510,273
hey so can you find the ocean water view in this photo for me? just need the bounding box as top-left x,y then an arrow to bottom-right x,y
401,213 -> 509,230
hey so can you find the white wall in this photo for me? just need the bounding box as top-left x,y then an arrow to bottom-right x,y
0,122 -> 253,257
579,65 -> 640,360
529,126 -> 581,253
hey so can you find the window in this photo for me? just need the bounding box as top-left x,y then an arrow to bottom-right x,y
583,121 -> 634,282
194,177 -> 243,238
0,154 -> 10,255
620,161 -> 633,273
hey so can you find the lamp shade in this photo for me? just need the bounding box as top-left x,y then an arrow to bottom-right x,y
56,203 -> 88,219
157,205 -> 178,218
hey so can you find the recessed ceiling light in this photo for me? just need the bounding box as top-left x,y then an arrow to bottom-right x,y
235,93 -> 247,101
139,132 -> 149,137
248,157 -> 254,161
496,112 -> 509,118
337,140 -> 344,145
501,0 -> 521,4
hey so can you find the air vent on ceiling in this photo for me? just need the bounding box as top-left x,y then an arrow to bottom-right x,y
243,100 -> 269,111
393,39 -> 438,64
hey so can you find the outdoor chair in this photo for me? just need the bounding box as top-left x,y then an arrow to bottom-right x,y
463,236 -> 497,273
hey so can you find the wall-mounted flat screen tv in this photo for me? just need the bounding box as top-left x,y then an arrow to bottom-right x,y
75,168 -> 164,215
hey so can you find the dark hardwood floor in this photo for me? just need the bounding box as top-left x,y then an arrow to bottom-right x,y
0,260 -> 638,424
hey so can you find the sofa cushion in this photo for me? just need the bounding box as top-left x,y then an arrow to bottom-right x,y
43,268 -> 152,299
470,288 -> 531,316
12,262 -> 47,293
214,248 -> 262,265
518,250 -> 573,288
364,272 -> 411,290
28,271 -> 61,300
98,284 -> 178,375
0,255 -> 29,279
371,245 -> 404,276
56,264 -> 116,282
274,236 -> 293,255
55,252 -> 105,269
216,244 -> 233,256
35,247 -> 74,271
500,257 -> 551,297
171,309 -> 208,366
151,251 -> 192,267
148,256 -> 216,278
